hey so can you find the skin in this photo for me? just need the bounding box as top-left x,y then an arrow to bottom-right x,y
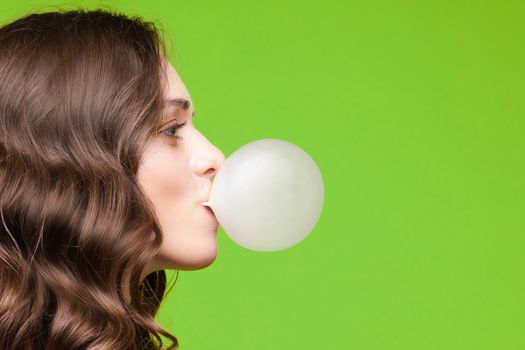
137,58 -> 225,280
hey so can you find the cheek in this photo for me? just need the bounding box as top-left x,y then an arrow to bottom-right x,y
137,142 -> 193,216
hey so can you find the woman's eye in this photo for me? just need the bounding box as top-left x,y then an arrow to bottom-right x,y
161,121 -> 187,141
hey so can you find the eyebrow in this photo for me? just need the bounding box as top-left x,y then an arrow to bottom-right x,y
166,98 -> 196,117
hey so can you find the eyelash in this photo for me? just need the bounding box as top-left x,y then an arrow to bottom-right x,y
161,121 -> 187,141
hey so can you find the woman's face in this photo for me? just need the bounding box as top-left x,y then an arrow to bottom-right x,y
137,59 -> 225,276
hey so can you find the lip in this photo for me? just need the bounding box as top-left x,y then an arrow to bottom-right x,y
204,205 -> 214,215
203,204 -> 219,227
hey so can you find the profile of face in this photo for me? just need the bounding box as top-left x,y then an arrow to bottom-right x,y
137,59 -> 225,275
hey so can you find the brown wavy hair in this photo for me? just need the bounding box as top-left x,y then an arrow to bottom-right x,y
0,7 -> 180,350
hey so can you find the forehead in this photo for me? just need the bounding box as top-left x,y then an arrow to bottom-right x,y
164,60 -> 191,103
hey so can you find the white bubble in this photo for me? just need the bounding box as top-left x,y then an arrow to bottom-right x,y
204,139 -> 324,252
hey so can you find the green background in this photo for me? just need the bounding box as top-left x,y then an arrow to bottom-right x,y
2,1 -> 524,349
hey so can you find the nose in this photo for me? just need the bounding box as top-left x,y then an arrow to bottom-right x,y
191,143 -> 225,179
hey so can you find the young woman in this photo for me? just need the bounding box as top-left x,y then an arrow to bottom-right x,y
0,8 -> 224,349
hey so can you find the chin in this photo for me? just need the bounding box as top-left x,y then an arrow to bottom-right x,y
164,240 -> 218,271
177,256 -> 216,271
176,250 -> 218,271
153,231 -> 219,271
